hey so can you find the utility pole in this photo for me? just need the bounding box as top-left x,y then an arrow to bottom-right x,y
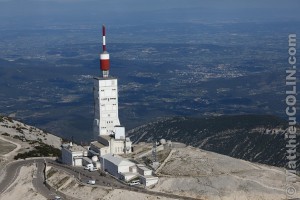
152,139 -> 157,163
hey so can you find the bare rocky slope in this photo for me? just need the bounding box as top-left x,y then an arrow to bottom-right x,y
152,146 -> 299,200
45,146 -> 300,200
128,114 -> 299,169
1,115 -> 299,199
0,115 -> 62,160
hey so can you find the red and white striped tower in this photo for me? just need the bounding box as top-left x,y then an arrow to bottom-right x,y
100,25 -> 110,77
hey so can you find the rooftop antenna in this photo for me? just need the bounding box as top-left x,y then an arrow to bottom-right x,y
152,139 -> 157,163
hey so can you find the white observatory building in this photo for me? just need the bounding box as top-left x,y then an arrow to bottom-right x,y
90,25 -> 132,156
60,25 -> 158,187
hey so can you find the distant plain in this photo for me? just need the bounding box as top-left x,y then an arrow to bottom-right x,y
0,21 -> 299,142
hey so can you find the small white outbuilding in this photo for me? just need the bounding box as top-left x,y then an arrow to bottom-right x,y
140,175 -> 159,187
61,144 -> 87,166
137,164 -> 153,176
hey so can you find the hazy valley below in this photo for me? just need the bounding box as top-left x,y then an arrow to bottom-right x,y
0,1 -> 300,199
0,21 -> 299,143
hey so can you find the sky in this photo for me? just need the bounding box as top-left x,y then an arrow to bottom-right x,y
0,0 -> 299,28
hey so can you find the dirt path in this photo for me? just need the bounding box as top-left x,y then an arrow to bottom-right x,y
0,135 -> 21,159
155,149 -> 175,174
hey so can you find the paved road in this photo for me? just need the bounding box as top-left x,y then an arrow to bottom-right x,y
0,158 -> 202,200
47,160 -> 128,188
33,161 -> 60,199
47,160 -> 202,200
0,160 -> 24,194
0,159 -> 60,200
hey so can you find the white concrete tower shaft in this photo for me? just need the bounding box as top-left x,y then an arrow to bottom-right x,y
93,77 -> 121,138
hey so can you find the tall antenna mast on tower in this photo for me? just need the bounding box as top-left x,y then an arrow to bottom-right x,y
100,25 -> 110,78
102,25 -> 106,52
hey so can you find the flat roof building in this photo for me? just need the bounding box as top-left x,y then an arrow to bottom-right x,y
100,154 -> 137,180
61,143 -> 88,166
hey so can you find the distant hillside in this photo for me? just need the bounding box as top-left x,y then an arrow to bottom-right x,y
128,115 -> 299,168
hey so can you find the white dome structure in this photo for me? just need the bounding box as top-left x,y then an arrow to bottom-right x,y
92,156 -> 98,162
160,139 -> 166,145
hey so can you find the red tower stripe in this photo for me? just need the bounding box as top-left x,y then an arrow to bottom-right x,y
100,59 -> 110,71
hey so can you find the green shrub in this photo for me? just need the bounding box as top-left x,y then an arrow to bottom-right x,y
1,133 -> 10,137
6,117 -> 13,123
14,143 -> 61,160
13,135 -> 23,140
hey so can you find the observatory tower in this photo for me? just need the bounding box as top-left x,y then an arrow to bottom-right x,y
93,25 -> 121,137
61,25 -> 132,165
